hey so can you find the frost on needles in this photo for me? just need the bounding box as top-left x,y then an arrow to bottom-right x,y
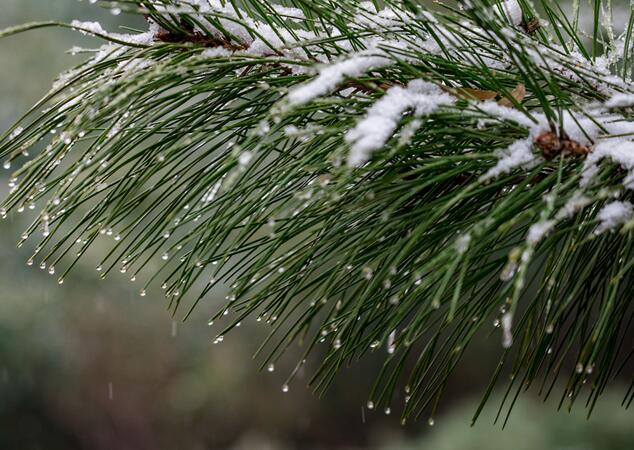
0,0 -> 633,422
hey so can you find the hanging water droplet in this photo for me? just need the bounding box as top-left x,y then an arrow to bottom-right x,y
281,384 -> 289,393
162,253 -> 169,260
48,266 -> 55,275
3,161 -> 10,170
367,401 -> 374,410
501,312 -> 513,348
384,407 -> 391,415
428,418 -> 435,426
267,363 -> 275,372
139,289 -> 146,297
96,265 -> 102,272
26,258 -> 33,266
58,278 -> 64,285
387,330 -> 396,354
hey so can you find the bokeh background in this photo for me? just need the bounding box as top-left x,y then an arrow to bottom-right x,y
0,1 -> 632,449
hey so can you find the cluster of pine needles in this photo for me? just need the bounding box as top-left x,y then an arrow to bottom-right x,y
0,0 -> 633,424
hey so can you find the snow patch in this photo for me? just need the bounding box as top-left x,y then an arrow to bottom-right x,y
345,80 -> 455,166
595,201 -> 633,234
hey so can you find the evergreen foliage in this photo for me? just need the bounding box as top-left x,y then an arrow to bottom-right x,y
1,0 -> 633,424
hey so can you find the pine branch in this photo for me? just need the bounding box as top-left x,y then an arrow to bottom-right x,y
1,0 -> 633,423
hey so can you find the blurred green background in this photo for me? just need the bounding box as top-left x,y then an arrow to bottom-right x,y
0,1 -> 631,449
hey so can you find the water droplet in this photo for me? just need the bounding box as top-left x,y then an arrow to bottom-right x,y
428,418 -> 435,426
96,265 -> 102,272
367,401 -> 374,410
58,278 -> 64,285
162,253 -> 169,260
267,363 -> 275,372
3,161 -> 10,170
387,330 -> 396,354
384,407 -> 391,415
139,289 -> 146,297
26,258 -> 33,266
281,384 -> 289,393
48,266 -> 55,275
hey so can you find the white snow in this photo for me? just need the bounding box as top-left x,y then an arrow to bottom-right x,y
526,220 -> 556,245
201,47 -> 232,58
71,19 -> 159,46
555,192 -> 592,220
582,140 -> 634,189
455,233 -> 472,254
605,93 -> 634,109
238,151 -> 253,166
71,20 -> 107,36
594,201 -> 633,234
499,0 -> 523,26
481,138 -> 541,181
287,53 -> 392,106
345,80 -> 455,166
